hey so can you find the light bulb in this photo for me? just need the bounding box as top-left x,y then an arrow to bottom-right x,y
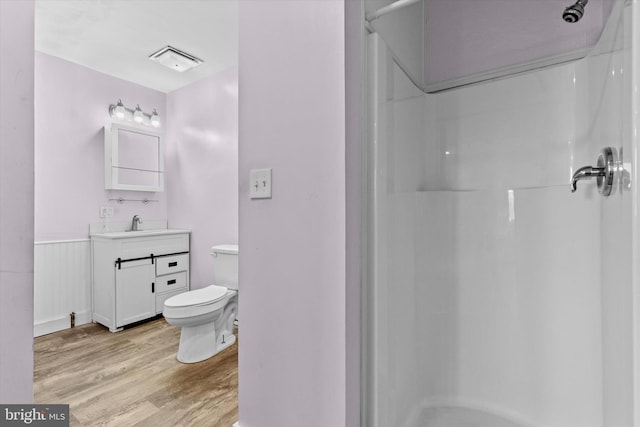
150,109 -> 161,128
133,105 -> 144,123
114,99 -> 126,119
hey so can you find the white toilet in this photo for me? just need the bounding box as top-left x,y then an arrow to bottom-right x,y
163,244 -> 239,363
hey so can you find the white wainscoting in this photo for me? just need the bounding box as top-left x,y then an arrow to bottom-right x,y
34,239 -> 92,337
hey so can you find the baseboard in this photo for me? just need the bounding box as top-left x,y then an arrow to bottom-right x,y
34,311 -> 91,337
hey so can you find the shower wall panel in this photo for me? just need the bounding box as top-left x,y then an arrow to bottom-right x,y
425,0 -> 613,87
367,0 -> 617,92
597,6 -> 634,426
367,3 -> 633,421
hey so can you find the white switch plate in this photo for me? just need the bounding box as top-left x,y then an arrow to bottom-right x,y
99,206 -> 114,218
249,168 -> 272,199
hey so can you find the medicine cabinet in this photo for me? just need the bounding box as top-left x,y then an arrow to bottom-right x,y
104,124 -> 164,192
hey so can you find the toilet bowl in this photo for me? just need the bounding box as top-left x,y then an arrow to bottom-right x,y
163,244 -> 239,363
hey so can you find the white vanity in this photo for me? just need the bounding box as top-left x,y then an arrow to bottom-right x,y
91,229 -> 190,332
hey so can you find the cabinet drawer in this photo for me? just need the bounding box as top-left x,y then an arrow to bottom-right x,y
156,288 -> 187,314
156,271 -> 188,294
156,253 -> 189,276
119,234 -> 189,260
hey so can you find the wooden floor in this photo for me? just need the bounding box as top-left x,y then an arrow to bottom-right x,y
34,317 -> 238,427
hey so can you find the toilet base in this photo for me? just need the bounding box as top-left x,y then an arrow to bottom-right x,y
216,332 -> 236,354
174,302 -> 238,363
177,326 -> 237,363
177,321 -> 218,363
177,326 -> 236,363
169,292 -> 238,363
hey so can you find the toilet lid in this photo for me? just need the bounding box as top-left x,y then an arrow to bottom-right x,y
164,285 -> 228,308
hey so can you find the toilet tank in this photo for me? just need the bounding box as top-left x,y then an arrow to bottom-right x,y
211,244 -> 239,290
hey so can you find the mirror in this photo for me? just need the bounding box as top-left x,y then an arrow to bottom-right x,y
104,124 -> 164,192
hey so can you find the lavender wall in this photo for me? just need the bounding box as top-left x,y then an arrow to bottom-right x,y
0,0 -> 35,403
166,66 -> 238,288
35,52 -> 167,242
345,0 -> 366,426
345,0 -> 364,425
238,1 -> 347,425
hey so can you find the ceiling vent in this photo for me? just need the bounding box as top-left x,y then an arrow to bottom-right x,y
148,45 -> 203,72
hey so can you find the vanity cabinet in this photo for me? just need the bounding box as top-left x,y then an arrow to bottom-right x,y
91,230 -> 190,332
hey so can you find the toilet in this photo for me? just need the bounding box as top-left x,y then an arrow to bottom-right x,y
163,244 -> 238,363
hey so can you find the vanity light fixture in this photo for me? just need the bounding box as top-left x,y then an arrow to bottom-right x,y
150,109 -> 161,128
113,99 -> 126,119
133,105 -> 144,123
108,99 -> 161,128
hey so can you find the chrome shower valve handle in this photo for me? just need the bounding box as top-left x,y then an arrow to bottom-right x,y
570,147 -> 617,196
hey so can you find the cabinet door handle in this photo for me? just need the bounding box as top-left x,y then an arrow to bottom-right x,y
151,282 -> 155,293
168,261 -> 178,267
167,279 -> 177,285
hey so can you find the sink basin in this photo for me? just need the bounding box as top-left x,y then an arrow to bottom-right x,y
91,229 -> 190,239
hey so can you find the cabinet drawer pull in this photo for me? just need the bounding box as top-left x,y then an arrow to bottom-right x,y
168,261 -> 178,267
167,279 -> 177,285
152,282 -> 155,293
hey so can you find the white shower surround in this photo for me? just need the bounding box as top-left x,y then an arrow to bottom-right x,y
366,0 -> 640,426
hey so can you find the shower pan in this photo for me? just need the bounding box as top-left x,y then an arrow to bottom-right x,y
363,0 -> 640,426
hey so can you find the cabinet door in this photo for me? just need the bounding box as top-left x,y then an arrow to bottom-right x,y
115,259 -> 155,327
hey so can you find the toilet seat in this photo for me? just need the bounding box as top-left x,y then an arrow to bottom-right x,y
164,285 -> 230,319
165,284 -> 227,308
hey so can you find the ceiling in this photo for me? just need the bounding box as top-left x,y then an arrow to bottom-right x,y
35,0 -> 238,93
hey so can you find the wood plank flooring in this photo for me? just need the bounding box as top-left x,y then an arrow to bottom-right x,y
34,317 -> 238,427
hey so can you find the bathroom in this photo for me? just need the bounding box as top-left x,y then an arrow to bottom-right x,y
3,1 -> 352,425
2,0 -> 640,426
32,0 -> 239,338
27,0 -> 241,423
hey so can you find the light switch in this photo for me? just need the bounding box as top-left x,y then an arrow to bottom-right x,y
249,168 -> 272,199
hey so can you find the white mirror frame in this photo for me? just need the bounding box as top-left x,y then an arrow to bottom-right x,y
104,124 -> 164,192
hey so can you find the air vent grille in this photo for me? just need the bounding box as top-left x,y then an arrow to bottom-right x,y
148,45 -> 203,72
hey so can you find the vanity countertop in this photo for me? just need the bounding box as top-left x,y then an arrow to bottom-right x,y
90,229 -> 191,239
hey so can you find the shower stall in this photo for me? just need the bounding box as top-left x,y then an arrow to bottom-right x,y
363,0 -> 640,426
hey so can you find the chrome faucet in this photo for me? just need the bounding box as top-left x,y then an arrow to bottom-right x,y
130,215 -> 143,231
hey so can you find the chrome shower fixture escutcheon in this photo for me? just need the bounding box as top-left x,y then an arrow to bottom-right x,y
570,147 -> 617,196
